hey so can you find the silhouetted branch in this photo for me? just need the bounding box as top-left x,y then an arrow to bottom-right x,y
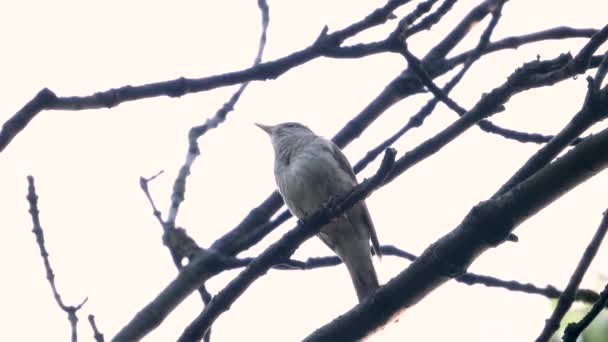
535,209 -> 608,342
449,27 -> 599,64
0,88 -> 56,153
303,110 -> 608,342
271,244 -> 604,306
388,0 -> 441,42
88,315 -> 105,342
386,25 -> 608,185
166,0 -> 271,228
125,3 -> 272,340
302,30 -> 608,339
405,0 -> 457,37
495,50 -> 608,197
563,282 -> 608,342
26,176 -> 89,342
139,170 -> 166,228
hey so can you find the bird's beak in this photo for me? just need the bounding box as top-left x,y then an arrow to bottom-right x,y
255,123 -> 273,135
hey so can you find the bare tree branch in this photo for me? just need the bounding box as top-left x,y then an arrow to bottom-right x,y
535,210 -> 608,342
137,2 -> 272,341
88,315 -> 105,342
26,176 -> 89,342
563,282 -> 608,342
272,244 -> 605,308
165,0 -> 271,229
448,27 -> 599,64
302,29 -> 608,340
386,25 -> 608,185
220,23 -> 603,263
0,0 -> 412,155
303,107 -> 608,342
495,50 -> 608,197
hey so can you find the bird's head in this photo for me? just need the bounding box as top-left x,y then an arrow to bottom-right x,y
255,122 -> 317,157
255,122 -> 313,138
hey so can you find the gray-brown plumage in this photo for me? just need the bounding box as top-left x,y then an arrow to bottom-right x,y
256,122 -> 381,302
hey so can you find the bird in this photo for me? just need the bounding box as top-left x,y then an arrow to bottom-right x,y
256,121 -> 381,303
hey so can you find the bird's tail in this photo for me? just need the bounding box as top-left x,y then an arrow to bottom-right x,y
340,239 -> 380,303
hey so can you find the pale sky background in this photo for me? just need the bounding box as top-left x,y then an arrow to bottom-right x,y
1,0 -> 608,341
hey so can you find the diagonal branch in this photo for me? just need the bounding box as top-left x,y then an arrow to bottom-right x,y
563,282 -> 608,342
175,149 -> 397,342
165,0 -> 271,229
303,102 -> 608,342
273,245 -> 604,308
535,210 -> 608,342
495,50 -> 608,197
88,315 -> 105,342
386,24 -> 608,185
302,29 -> 608,340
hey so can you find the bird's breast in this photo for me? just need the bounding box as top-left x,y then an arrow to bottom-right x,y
275,150 -> 349,219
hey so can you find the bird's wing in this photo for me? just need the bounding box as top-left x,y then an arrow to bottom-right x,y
360,202 -> 382,259
330,142 -> 382,259
328,141 -> 357,181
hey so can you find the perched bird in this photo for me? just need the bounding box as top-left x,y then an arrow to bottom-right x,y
256,122 -> 381,302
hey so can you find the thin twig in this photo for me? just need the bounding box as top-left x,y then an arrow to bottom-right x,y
563,282 -> 608,342
139,170 -> 166,228
157,2 -> 272,340
272,244 -> 603,306
535,211 -> 608,342
26,176 -> 88,342
166,0 -> 270,227
88,315 -> 105,342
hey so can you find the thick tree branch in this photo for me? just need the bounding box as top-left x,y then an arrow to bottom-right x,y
303,106 -> 608,342
302,29 -> 608,340
496,50 -> 608,197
